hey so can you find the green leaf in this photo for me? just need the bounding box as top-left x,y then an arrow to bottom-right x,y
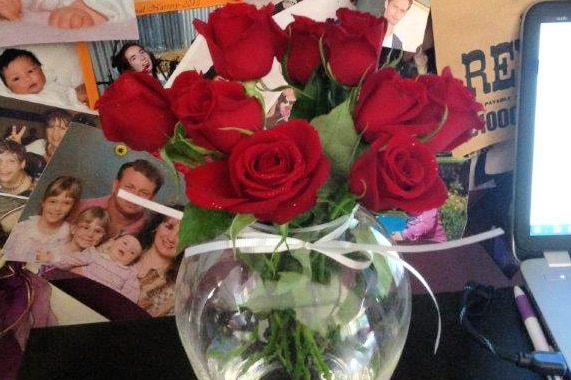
163,124 -> 221,168
275,271 -> 309,295
293,274 -> 344,336
371,255 -> 395,299
311,100 -> 361,177
330,289 -> 361,327
158,147 -> 184,193
343,216 -> 397,299
229,213 -> 256,244
240,271 -> 348,336
240,274 -> 272,312
290,67 -> 333,120
238,252 -> 270,279
178,203 -> 233,249
291,248 -> 312,277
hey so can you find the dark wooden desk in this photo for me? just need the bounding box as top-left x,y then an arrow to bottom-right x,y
18,287 -> 542,380
393,287 -> 541,379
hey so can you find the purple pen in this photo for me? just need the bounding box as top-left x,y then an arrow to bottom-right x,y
514,285 -> 551,351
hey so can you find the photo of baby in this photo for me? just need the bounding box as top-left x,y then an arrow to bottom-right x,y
0,44 -> 96,114
37,231 -> 143,302
0,0 -> 138,47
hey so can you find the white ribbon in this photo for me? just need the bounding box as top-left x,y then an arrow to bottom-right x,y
118,189 -> 184,220
0,192 -> 29,201
117,190 -> 504,353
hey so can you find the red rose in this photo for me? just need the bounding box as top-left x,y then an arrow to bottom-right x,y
416,67 -> 485,153
169,70 -> 264,154
324,9 -> 386,86
96,71 -> 177,152
354,68 -> 433,142
184,120 -> 330,224
284,15 -> 326,85
193,3 -> 287,81
349,133 -> 448,213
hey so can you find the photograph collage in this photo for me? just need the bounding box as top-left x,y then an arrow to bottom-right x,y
0,0 -> 231,372
0,0 -> 469,319
1,0 -> 516,377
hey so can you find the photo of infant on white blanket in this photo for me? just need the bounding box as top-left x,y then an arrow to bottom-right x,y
0,0 -> 137,47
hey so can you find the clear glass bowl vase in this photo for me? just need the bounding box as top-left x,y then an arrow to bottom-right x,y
175,206 -> 411,380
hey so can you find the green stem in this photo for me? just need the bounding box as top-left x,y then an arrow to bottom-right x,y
276,312 -> 294,373
302,324 -> 331,379
236,250 -> 334,379
292,322 -> 305,379
311,253 -> 329,284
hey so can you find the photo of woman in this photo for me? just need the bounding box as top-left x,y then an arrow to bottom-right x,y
135,205 -> 184,317
111,42 -> 167,83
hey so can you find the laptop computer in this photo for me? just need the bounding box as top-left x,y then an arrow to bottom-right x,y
514,0 -> 571,368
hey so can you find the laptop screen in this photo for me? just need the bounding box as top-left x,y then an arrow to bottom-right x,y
529,22 -> 571,237
514,4 -> 571,256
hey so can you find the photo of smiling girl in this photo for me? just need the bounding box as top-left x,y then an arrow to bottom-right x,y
3,175 -> 82,262
38,205 -> 110,276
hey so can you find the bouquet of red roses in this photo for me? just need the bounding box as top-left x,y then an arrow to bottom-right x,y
97,3 -> 484,379
97,3 -> 483,246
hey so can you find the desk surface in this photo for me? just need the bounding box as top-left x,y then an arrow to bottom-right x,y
18,287 -> 542,380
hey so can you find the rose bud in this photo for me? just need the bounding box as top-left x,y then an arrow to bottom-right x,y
324,8 -> 386,86
193,3 -> 287,81
169,70 -> 264,154
416,66 -> 486,153
349,133 -> 448,213
96,71 -> 177,152
354,68 -> 433,142
283,15 -> 326,85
